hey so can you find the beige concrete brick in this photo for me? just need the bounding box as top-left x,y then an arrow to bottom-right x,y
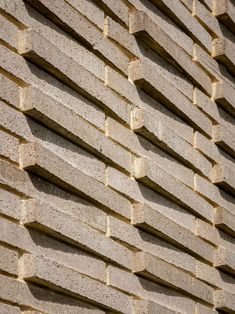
23,199 -> 132,269
0,188 -> 21,220
213,81 -> 235,118
0,13 -> 19,50
196,219 -> 220,247
24,0 -> 129,74
105,16 -> 141,57
215,207 -> 235,237
108,216 -> 196,274
0,246 -> 18,275
107,265 -> 195,314
0,303 -> 20,314
129,59 -> 212,137
0,159 -> 107,232
107,167 -> 196,232
215,246 -> 235,275
21,86 -> 131,173
132,203 -> 214,263
99,0 -> 129,26
214,290 -> 235,312
132,109 -> 212,179
134,158 -> 214,222
133,252 -> 214,304
214,0 -> 235,35
193,0 -> 222,37
149,0 -> 212,52
66,0 -> 104,30
213,164 -> 235,194
194,88 -> 220,124
180,0 -> 193,11
0,217 -> 106,282
132,299 -> 181,314
194,131 -> 220,164
213,37 -> 235,76
130,11 -> 211,95
107,120 -> 194,188
0,130 -> 19,163
0,44 -> 106,131
0,274 -> 104,313
0,74 -> 20,108
213,124 -> 235,158
20,142 -> 131,219
22,253 -> 132,313
19,29 -> 131,124
196,260 -> 235,293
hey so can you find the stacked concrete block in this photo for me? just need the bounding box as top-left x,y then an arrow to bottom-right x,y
0,0 -> 234,313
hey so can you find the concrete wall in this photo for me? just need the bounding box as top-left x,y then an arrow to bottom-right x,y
0,0 -> 235,313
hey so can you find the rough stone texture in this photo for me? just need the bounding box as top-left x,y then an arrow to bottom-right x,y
0,0 -> 234,313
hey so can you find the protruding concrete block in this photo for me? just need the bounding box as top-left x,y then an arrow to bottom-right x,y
212,37 -> 235,76
0,246 -> 18,275
215,207 -> 235,237
23,199 -> 133,269
214,290 -> 235,313
20,142 -> 131,219
213,81 -> 235,118
130,11 -> 211,95
133,252 -> 213,303
215,246 -> 235,276
213,164 -> 235,195
132,203 -> 214,263
213,124 -> 235,158
22,254 -> 132,313
134,158 -> 214,222
214,0 -> 235,35
129,59 -> 212,137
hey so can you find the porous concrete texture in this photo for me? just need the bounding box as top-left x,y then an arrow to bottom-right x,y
0,0 -> 234,313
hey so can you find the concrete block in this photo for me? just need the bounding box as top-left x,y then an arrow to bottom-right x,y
23,199 -> 133,269
196,260 -> 235,294
22,253 -> 132,313
0,246 -> 18,275
134,158 -> 214,222
0,14 -> 19,50
148,0 -> 212,52
213,164 -> 235,195
194,131 -> 220,164
66,0 -> 104,30
193,0 -> 222,37
108,216 -> 196,274
214,0 -> 235,35
213,81 -> 235,118
129,59 -> 212,137
20,142 -> 131,219
0,130 -> 19,163
215,246 -> 235,275
0,74 -> 20,108
132,299 -> 181,314
214,290 -> 235,313
132,109 -> 212,179
99,0 -> 129,26
107,265 -> 195,314
21,86 -> 131,173
133,252 -> 214,303
213,37 -> 235,76
130,11 -> 211,95
0,218 -> 106,282
194,88 -> 220,124
19,29 -> 131,124
0,188 -> 21,220
213,124 -> 235,158
132,203 -> 214,263
0,303 -> 20,314
215,207 -> 235,237
0,274 -> 105,313
195,219 -> 220,247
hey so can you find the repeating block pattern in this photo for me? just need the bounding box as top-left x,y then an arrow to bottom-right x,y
0,0 -> 234,313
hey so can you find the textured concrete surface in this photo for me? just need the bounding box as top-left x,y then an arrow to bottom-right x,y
0,0 -> 234,313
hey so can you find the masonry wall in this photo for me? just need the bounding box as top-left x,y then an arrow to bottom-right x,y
0,0 -> 235,313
